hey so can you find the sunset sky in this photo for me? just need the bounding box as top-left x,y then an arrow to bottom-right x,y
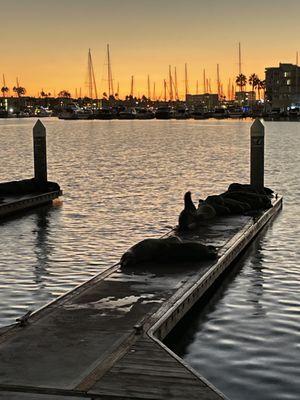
1,0 -> 300,98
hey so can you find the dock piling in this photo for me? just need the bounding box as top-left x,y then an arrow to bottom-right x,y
250,118 -> 264,190
33,119 -> 47,183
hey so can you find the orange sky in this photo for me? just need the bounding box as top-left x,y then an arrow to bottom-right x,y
1,0 -> 300,98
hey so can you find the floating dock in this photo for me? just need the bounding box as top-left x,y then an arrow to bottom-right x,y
0,196 -> 282,400
0,120 -> 61,220
0,191 -> 62,219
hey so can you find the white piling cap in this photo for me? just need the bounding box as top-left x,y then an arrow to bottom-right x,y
251,118 -> 265,137
33,119 -> 46,137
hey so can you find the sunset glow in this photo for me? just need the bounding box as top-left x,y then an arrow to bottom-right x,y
1,0 -> 300,98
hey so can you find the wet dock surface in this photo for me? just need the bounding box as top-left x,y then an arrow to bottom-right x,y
0,198 -> 282,399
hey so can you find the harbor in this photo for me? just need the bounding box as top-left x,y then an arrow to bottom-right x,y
0,116 -> 294,400
2,2 -> 300,399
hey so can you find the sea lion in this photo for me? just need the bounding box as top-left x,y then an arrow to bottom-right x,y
197,199 -> 217,220
205,195 -> 231,216
220,196 -> 251,213
178,191 -> 197,230
222,190 -> 272,210
120,237 -> 217,268
228,183 -> 273,196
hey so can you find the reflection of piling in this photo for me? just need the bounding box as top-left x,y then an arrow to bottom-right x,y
250,118 -> 264,190
33,119 -> 47,183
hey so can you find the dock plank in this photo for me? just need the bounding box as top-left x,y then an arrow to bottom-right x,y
88,335 -> 223,400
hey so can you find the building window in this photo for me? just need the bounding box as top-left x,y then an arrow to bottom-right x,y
284,72 -> 291,78
287,79 -> 291,85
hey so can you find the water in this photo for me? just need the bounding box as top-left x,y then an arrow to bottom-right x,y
0,118 -> 299,399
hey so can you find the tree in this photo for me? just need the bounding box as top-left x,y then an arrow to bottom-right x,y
249,74 -> 259,93
58,90 -> 71,98
1,86 -> 9,97
12,86 -> 26,97
257,80 -> 266,100
235,74 -> 247,92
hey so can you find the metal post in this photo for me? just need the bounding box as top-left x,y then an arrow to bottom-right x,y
250,118 -> 264,190
33,119 -> 47,183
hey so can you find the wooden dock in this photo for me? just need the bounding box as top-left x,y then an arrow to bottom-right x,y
0,190 -> 62,219
0,196 -> 282,399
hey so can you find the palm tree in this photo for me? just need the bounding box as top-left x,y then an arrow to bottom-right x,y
1,86 -> 9,97
12,86 -> 26,97
58,90 -> 71,98
248,74 -> 259,93
235,74 -> 247,92
257,80 -> 266,100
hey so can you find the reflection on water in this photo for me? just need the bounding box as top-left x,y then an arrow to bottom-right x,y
0,118 -> 299,399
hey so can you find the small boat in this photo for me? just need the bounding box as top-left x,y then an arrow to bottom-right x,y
212,107 -> 229,119
155,106 -> 174,119
118,108 -> 136,119
228,107 -> 245,119
93,108 -> 115,120
174,107 -> 190,119
58,105 -> 93,120
135,108 -> 155,119
35,107 -> 52,117
0,108 -> 8,118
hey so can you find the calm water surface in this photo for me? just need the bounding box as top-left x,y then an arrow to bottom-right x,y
0,118 -> 299,399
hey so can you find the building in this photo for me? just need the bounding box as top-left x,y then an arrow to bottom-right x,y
185,94 -> 219,110
235,91 -> 256,106
265,63 -> 300,109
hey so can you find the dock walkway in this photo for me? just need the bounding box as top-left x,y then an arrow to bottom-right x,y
0,197 -> 282,400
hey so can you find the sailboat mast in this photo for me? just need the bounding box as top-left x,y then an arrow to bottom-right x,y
203,69 -> 206,93
184,63 -> 189,98
107,44 -> 114,97
169,65 -> 173,101
163,79 -> 167,102
174,67 -> 179,100
130,76 -> 134,97
147,75 -> 151,99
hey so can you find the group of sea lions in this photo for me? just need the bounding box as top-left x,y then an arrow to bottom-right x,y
178,183 -> 273,231
120,183 -> 274,269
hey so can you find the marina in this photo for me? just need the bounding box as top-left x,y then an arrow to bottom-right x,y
0,121 -> 298,398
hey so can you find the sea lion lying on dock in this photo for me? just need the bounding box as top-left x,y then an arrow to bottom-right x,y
120,237 -> 217,268
197,199 -> 217,220
228,183 -> 273,196
222,190 -> 272,209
